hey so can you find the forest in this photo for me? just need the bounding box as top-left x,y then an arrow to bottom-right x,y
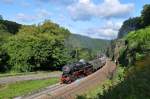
0,19 -> 109,73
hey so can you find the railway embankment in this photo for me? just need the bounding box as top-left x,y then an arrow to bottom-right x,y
23,59 -> 116,99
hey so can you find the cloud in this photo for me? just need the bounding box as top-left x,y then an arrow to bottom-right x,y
68,0 -> 134,21
16,13 -> 36,22
16,9 -> 51,22
36,0 -> 76,6
84,21 -> 122,39
1,0 -> 14,4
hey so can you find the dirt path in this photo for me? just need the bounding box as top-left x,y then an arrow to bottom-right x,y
0,72 -> 62,84
23,59 -> 116,99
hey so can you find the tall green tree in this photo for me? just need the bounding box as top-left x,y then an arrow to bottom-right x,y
118,17 -> 142,38
141,4 -> 150,27
0,49 -> 9,72
0,15 -> 3,20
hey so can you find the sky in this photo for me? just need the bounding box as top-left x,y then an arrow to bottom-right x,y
0,0 -> 149,40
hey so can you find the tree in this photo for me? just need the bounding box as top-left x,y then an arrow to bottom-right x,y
118,17 -> 142,38
0,15 -> 3,20
0,49 -> 9,72
141,4 -> 150,27
2,20 -> 71,72
0,20 -> 21,34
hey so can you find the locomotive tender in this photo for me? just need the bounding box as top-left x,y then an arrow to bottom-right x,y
61,56 -> 106,84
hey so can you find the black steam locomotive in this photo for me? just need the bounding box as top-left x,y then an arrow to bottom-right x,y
61,57 -> 106,84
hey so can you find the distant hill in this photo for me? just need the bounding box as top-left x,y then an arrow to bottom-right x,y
65,34 -> 110,54
0,20 -> 21,34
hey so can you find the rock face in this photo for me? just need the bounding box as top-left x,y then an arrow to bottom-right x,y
108,39 -> 135,66
113,39 -> 127,64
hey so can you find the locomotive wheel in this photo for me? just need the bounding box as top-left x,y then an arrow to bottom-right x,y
84,68 -> 93,76
67,80 -> 72,84
78,74 -> 85,78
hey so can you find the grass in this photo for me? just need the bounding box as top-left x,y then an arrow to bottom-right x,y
77,66 -> 125,99
0,78 -> 59,99
81,80 -> 112,99
0,71 -> 61,78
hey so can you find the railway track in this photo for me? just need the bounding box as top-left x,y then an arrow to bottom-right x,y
17,83 -> 66,99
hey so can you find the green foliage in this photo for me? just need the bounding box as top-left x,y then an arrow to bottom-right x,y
65,34 -> 110,61
97,56 -> 150,99
0,48 -> 10,72
136,53 -> 145,61
117,27 -> 150,66
118,17 -> 142,38
141,4 -> 150,27
0,78 -> 59,99
125,27 -> 150,51
0,15 -> 3,20
0,19 -> 108,72
39,20 -> 70,38
76,66 -> 126,99
0,20 -> 71,72
66,34 -> 109,53
0,20 -> 21,34
69,48 -> 93,62
77,56 -> 150,99
0,22 -> 13,45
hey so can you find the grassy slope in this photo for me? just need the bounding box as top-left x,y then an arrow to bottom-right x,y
97,27 -> 150,99
0,78 -> 59,99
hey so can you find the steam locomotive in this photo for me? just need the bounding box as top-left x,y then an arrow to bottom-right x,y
61,57 -> 106,84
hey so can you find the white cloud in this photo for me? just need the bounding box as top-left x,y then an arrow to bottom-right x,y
16,13 -> 36,22
85,21 -> 122,39
68,0 -> 134,21
37,0 -> 76,6
16,9 -> 51,22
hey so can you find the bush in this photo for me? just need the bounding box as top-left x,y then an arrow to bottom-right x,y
118,26 -> 150,67
0,49 -> 10,72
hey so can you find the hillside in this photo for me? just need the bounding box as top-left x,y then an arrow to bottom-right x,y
65,34 -> 110,54
102,5 -> 150,98
97,26 -> 150,99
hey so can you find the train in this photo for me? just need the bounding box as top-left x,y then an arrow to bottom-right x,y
61,56 -> 106,84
